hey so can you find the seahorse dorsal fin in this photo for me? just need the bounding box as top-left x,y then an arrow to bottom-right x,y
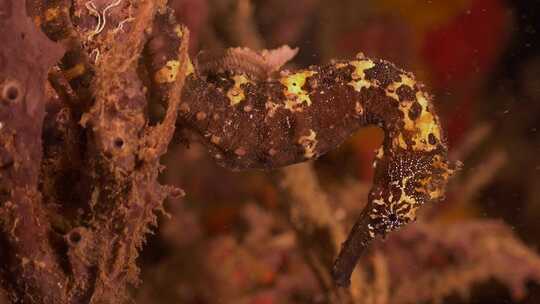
196,45 -> 298,80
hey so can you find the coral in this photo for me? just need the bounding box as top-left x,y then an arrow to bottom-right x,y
0,0 -> 66,302
378,221 -> 540,303
277,163 -> 356,302
1,0 -> 188,302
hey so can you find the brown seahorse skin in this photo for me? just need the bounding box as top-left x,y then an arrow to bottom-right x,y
172,52 -> 456,286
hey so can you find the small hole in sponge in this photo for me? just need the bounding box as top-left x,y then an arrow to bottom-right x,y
1,81 -> 22,103
68,231 -> 82,244
6,87 -> 18,100
114,138 -> 124,149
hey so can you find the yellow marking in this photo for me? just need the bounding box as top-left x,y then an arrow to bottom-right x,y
348,59 -> 376,92
156,58 -> 193,82
373,198 -> 385,206
186,58 -> 194,76
390,176 -> 419,223
280,71 -> 317,111
396,73 -> 416,88
375,146 -> 384,160
210,135 -> 221,144
383,73 -> 424,150
432,155 -> 454,180
155,60 -> 180,83
386,87 -> 399,101
392,84 -> 442,151
373,146 -> 385,168
298,129 -> 318,158
227,74 -> 252,106
385,73 -> 416,101
393,133 -> 408,150
63,64 -> 86,81
409,91 -> 441,151
368,229 -> 376,238
45,8 -> 60,22
416,177 -> 444,200
174,25 -> 183,38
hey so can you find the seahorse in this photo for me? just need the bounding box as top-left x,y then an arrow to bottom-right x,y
152,47 -> 457,286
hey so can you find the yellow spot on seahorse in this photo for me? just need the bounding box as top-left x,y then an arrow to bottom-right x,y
298,129 -> 318,158
155,58 -> 194,83
186,58 -> 194,76
386,73 -> 416,101
174,25 -> 184,38
410,91 -> 441,151
280,71 -> 317,111
392,80 -> 442,152
393,133 -> 408,150
375,146 -> 384,160
227,74 -> 252,106
390,176 -> 420,223
155,60 -> 180,83
348,59 -> 376,92
431,154 -> 454,180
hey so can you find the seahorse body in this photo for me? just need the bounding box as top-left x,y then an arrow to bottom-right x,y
167,52 -> 456,285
